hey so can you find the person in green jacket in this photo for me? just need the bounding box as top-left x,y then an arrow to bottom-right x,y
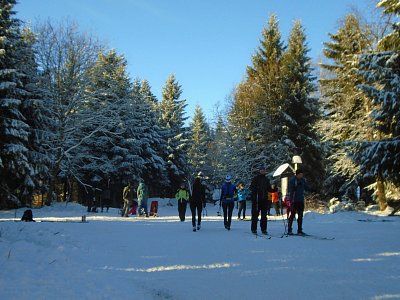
175,182 -> 190,221
137,181 -> 149,217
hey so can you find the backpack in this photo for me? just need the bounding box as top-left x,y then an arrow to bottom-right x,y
21,209 -> 34,222
222,183 -> 235,200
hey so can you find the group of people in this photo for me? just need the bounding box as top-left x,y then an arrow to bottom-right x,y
249,165 -> 308,235
175,165 -> 308,235
122,181 -> 149,217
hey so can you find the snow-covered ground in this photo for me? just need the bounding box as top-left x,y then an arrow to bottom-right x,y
1,200 -> 399,300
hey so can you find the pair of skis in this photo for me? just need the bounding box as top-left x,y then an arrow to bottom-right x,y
251,232 -> 334,240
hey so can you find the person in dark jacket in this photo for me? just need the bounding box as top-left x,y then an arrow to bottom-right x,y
101,187 -> 111,213
288,169 -> 308,235
250,165 -> 273,234
190,177 -> 205,232
220,175 -> 237,230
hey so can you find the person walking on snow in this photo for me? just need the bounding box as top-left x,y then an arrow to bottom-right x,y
175,183 -> 190,221
122,182 -> 133,217
237,182 -> 248,220
190,177 -> 205,232
137,181 -> 149,217
250,165 -> 273,235
220,175 -> 237,230
288,169 -> 308,235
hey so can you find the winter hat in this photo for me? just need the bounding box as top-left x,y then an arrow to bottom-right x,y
295,169 -> 304,175
225,175 -> 232,182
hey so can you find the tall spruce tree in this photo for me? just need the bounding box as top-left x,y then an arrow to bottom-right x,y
79,49 -> 139,195
354,0 -> 400,210
0,0 -> 34,207
188,105 -> 211,179
319,14 -> 373,197
159,74 -> 189,196
281,20 -> 324,189
229,14 -> 286,177
19,27 -> 53,205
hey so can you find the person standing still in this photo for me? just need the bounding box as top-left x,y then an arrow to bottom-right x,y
137,181 -> 149,217
237,182 -> 248,220
175,183 -> 190,221
288,169 -> 308,235
271,184 -> 280,216
220,175 -> 237,230
250,165 -> 272,235
190,177 -> 205,232
122,182 -> 133,217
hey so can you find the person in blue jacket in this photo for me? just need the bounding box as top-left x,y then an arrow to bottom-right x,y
288,169 -> 308,235
237,182 -> 248,220
220,175 -> 237,230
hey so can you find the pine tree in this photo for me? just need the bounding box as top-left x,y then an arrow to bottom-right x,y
132,79 -> 169,193
318,14 -> 373,196
18,27 -> 53,205
229,14 -> 286,177
159,74 -> 189,196
0,0 -> 33,207
354,0 -> 400,210
245,14 -> 285,145
281,20 -> 324,189
188,105 -> 211,179
79,49 -> 139,192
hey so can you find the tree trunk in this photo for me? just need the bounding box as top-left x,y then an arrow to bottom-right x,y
376,174 -> 387,211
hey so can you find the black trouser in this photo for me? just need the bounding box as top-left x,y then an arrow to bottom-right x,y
288,202 -> 304,233
273,202 -> 280,215
251,202 -> 268,233
222,201 -> 234,228
101,199 -> 110,212
190,202 -> 202,227
238,201 -> 246,218
178,201 -> 187,221
267,200 -> 272,215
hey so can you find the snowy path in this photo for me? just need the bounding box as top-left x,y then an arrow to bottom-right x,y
0,203 -> 399,300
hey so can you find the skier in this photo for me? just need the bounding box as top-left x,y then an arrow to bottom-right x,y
250,165 -> 273,235
122,182 -> 133,217
175,182 -> 190,221
137,181 -> 149,217
288,169 -> 308,235
190,176 -> 205,232
237,182 -> 248,220
220,175 -> 237,230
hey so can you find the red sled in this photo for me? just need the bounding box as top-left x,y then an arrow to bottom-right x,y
129,202 -> 138,215
150,201 -> 158,217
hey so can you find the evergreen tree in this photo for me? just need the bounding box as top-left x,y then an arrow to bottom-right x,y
79,49 -> 139,193
318,14 -> 373,196
133,79 -> 169,193
0,0 -> 33,207
159,74 -> 189,196
229,14 -> 286,177
19,27 -> 53,205
281,20 -> 324,189
354,0 -> 400,210
188,105 -> 211,179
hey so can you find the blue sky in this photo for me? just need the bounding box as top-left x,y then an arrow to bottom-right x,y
15,0 -> 373,123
